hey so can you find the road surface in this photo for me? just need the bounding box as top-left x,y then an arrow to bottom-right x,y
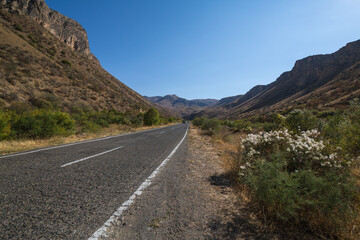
0,123 -> 188,239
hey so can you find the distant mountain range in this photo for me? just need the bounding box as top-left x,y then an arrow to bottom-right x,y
0,0 -> 153,114
145,95 -> 218,117
1,0 -> 359,120
151,39 -> 360,119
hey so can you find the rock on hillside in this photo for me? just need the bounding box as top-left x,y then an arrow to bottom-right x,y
0,1 -> 153,113
1,0 -> 95,60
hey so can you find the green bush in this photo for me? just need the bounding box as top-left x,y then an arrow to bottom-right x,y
245,154 -> 356,224
192,117 -> 206,127
61,59 -> 72,67
201,118 -> 221,135
0,111 -> 11,140
285,109 -> 319,133
234,119 -> 252,132
14,24 -> 23,32
12,109 -> 75,139
130,114 -> 143,127
143,108 -> 160,126
239,128 -> 358,234
322,100 -> 360,156
80,120 -> 101,133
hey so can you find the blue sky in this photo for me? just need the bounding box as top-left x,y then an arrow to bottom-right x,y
46,0 -> 360,100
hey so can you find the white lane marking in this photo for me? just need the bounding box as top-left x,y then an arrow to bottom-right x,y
60,146 -> 123,168
0,124 -> 180,159
159,131 -> 165,134
88,125 -> 189,240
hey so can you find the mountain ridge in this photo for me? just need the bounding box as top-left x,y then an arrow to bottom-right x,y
0,0 -> 96,61
0,0 -> 154,114
145,94 -> 218,117
190,39 -> 360,119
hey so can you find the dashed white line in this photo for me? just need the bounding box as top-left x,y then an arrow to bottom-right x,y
87,125 -> 189,240
60,146 -> 123,168
159,131 -> 165,134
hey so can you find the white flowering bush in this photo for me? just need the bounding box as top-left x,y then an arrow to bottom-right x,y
240,129 -> 352,175
238,128 -> 357,234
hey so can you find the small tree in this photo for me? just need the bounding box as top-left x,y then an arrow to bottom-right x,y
143,108 -> 160,126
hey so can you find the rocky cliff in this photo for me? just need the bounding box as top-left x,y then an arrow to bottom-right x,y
0,0 -> 96,61
0,1 -> 154,113
190,40 -> 360,119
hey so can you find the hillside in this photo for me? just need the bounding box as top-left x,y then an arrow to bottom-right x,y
192,40 -> 360,119
0,0 -> 152,114
145,94 -> 218,117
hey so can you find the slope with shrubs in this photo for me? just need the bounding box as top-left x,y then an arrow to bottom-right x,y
0,104 -> 179,154
191,40 -> 360,120
0,8 -> 152,113
192,100 -> 360,239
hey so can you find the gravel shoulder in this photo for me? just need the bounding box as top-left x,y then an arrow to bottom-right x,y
106,126 -> 283,239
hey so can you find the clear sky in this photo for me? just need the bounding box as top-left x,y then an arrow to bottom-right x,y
45,0 -> 360,100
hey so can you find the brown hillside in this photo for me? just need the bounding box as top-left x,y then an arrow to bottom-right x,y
0,3 -> 152,113
191,40 -> 360,119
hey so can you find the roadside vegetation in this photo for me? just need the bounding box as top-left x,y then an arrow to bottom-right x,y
192,99 -> 360,239
0,102 -> 179,154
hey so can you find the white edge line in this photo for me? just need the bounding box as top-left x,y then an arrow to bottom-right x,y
88,124 -> 189,240
0,124 -> 180,159
60,146 -> 123,168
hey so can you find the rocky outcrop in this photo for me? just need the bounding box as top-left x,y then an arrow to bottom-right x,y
190,40 -> 360,119
0,0 -> 96,60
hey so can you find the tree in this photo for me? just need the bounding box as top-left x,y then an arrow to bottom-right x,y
143,108 -> 160,126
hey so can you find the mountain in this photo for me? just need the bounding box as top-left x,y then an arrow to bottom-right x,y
0,0 -> 152,113
145,94 -> 218,117
192,40 -> 360,119
211,94 -> 243,108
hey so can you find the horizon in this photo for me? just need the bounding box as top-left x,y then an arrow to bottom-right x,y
46,0 -> 360,100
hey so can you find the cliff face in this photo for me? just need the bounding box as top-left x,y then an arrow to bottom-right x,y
0,1 -> 154,113
189,40 -> 360,119
0,0 -> 95,60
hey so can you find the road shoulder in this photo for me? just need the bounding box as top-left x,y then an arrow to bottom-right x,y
105,126 -> 282,239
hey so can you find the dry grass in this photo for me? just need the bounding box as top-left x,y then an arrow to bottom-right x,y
200,126 -> 360,240
0,123 -> 176,155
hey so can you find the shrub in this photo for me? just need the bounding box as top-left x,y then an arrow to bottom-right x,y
192,117 -> 206,127
234,119 -> 252,132
12,109 -> 74,139
285,109 -> 319,133
80,120 -> 101,133
13,24 -> 23,32
53,111 -> 75,136
0,111 -> 11,140
322,99 -> 360,156
201,118 -> 221,136
143,108 -> 160,126
238,128 -> 358,234
130,114 -> 143,127
61,59 -> 72,67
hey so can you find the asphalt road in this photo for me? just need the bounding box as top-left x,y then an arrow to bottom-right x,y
0,123 -> 189,240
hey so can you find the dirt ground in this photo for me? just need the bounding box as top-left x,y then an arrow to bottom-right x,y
103,126 -> 288,239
